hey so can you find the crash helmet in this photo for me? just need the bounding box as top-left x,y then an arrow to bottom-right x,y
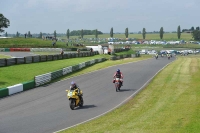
71,81 -> 75,86
117,69 -> 120,72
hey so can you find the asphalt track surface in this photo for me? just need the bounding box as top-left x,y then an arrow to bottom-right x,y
0,56 -> 175,133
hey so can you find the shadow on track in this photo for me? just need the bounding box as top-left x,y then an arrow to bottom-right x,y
118,88 -> 136,92
77,105 -> 97,110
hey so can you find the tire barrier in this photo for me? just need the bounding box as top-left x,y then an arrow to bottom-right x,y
16,57 -> 25,64
24,56 -> 33,64
10,48 -> 30,52
32,56 -> 40,63
63,66 -> 72,75
0,58 -> 6,66
40,55 -> 47,62
0,48 -> 5,52
0,51 -> 99,67
6,58 -> 16,66
0,58 -> 107,98
110,54 -> 133,60
35,73 -> 51,87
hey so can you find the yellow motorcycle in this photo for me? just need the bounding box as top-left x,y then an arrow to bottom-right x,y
66,88 -> 84,110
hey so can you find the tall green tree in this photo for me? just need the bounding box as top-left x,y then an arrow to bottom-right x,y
196,27 -> 200,30
110,27 -> 113,38
142,28 -> 146,39
80,29 -> 84,39
39,32 -> 42,38
0,13 -> 10,33
191,27 -> 194,31
54,30 -> 56,39
95,29 -> 98,39
16,31 -> 19,37
5,32 -> 7,37
66,29 -> 70,39
192,30 -> 200,40
177,25 -> 181,39
28,31 -> 31,37
159,27 -> 164,39
125,27 -> 129,38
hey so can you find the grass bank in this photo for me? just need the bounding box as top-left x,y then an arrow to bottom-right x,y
59,55 -> 200,133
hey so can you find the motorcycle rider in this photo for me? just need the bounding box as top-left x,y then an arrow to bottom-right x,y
155,53 -> 158,59
113,69 -> 124,86
70,81 -> 82,98
167,53 -> 170,59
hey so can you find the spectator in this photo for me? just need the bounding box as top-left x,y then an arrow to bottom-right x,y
52,41 -> 56,47
90,48 -> 93,52
60,49 -> 64,55
77,48 -> 80,54
108,48 -> 111,55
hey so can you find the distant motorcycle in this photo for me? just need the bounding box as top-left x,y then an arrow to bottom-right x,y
113,78 -> 122,92
155,55 -> 158,59
66,88 -> 83,110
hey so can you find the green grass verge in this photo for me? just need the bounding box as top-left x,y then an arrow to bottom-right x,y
0,54 -> 151,89
0,54 -> 11,59
59,55 -> 200,133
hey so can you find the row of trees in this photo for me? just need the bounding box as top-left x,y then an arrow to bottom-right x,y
109,26 -> 200,40
66,29 -> 100,39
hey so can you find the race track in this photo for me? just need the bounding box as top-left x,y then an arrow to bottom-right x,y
0,56 -> 175,133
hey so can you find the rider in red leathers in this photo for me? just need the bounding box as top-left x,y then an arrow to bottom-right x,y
113,69 -> 124,86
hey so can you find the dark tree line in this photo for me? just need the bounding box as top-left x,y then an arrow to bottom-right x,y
69,30 -> 103,36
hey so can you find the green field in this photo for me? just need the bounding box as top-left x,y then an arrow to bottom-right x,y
59,55 -> 200,133
0,33 -> 194,48
66,33 -> 193,41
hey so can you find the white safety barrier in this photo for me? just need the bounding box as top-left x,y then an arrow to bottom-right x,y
98,58 -> 102,62
90,59 -> 95,65
79,62 -> 86,69
63,66 -> 72,75
35,73 -> 51,87
7,84 -> 23,95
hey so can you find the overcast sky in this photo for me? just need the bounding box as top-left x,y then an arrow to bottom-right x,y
1,0 -> 200,34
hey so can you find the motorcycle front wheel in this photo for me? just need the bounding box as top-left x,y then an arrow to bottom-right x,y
115,83 -> 119,92
69,99 -> 76,110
